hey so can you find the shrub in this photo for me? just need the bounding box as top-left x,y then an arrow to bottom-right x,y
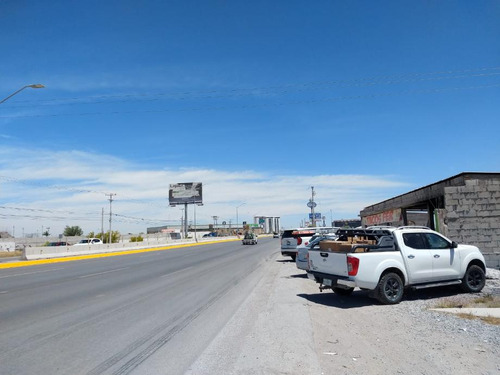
130,236 -> 144,242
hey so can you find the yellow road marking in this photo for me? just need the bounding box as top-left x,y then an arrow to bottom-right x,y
0,238 -> 240,269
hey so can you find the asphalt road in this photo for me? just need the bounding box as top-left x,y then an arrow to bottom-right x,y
0,238 -> 279,375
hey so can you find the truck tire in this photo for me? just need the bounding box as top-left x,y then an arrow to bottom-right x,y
291,254 -> 296,261
461,265 -> 485,293
377,272 -> 404,304
333,287 -> 354,296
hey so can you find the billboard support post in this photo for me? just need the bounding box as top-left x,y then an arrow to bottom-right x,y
169,183 -> 203,239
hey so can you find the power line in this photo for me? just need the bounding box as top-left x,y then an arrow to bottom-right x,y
2,66 -> 500,109
0,206 -> 173,226
2,82 -> 498,120
0,175 -> 170,209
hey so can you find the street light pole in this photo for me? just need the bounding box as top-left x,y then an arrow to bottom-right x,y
236,202 -> 246,231
0,84 -> 45,104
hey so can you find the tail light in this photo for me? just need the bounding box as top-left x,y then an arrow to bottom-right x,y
347,256 -> 360,276
297,237 -> 302,246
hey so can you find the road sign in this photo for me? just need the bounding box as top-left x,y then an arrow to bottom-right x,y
307,201 -> 317,208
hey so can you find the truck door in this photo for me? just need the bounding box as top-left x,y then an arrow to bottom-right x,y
423,233 -> 462,280
401,233 -> 434,283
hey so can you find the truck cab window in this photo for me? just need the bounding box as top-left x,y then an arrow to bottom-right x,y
402,233 -> 426,249
424,233 -> 450,249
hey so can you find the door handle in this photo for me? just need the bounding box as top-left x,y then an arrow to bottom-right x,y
407,255 -> 415,259
434,254 -> 440,258
320,252 -> 329,257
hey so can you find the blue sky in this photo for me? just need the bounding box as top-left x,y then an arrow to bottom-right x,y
1,1 -> 499,236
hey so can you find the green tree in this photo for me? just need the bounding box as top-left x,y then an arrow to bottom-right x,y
96,230 -> 120,243
63,225 -> 83,236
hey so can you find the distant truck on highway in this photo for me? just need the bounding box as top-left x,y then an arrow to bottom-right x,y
307,227 -> 486,304
242,232 -> 258,245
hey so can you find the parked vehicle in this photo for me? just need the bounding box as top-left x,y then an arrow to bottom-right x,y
296,233 -> 338,271
46,241 -> 70,246
281,227 -> 339,261
273,232 -> 280,238
242,232 -> 258,245
281,228 -> 315,261
307,227 -> 486,304
73,238 -> 103,246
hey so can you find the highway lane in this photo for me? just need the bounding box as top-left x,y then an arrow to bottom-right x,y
0,237 -> 280,375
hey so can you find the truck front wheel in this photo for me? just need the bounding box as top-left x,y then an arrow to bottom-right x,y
377,272 -> 404,304
461,265 -> 485,293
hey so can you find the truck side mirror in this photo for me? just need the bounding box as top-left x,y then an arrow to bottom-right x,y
451,241 -> 458,248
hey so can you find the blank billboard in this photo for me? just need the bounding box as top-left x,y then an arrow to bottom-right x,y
169,182 -> 203,205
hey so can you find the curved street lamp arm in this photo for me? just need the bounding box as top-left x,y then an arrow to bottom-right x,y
0,84 -> 45,104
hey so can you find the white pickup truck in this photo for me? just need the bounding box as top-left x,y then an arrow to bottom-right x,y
307,227 -> 487,304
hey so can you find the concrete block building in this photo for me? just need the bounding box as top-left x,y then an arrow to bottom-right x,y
360,172 -> 500,269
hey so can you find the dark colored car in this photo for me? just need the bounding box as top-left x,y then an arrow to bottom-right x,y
47,241 -> 69,246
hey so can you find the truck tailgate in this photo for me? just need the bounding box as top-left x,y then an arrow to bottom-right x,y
308,251 -> 348,276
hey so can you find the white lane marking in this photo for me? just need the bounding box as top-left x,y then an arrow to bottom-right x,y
0,267 -> 65,279
78,267 -> 129,279
160,266 -> 194,278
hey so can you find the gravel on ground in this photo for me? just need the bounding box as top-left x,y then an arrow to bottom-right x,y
187,256 -> 500,375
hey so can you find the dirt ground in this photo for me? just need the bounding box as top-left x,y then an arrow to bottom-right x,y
187,254 -> 499,375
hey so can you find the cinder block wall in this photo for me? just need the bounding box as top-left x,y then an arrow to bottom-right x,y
445,178 -> 500,269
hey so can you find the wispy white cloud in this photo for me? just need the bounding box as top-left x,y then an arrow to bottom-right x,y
0,146 -> 411,235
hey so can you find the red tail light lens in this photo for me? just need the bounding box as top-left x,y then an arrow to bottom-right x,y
297,237 -> 302,245
347,256 -> 360,276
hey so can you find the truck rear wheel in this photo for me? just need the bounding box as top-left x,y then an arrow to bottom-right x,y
461,265 -> 485,293
333,287 -> 354,296
377,272 -> 404,304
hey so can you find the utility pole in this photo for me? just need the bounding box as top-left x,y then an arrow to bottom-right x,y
101,207 -> 104,238
105,193 -> 116,244
311,186 -> 316,227
184,202 -> 188,238
180,207 -> 185,237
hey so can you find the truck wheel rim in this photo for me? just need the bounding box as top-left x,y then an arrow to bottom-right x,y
467,270 -> 483,288
385,278 -> 401,300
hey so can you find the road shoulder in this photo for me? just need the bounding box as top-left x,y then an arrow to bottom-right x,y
186,256 -> 322,374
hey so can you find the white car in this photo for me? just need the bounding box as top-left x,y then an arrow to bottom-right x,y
73,238 -> 103,246
296,234 -> 338,271
281,227 -> 339,261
